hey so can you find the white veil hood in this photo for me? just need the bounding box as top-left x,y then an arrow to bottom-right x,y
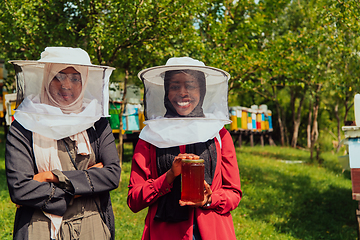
10,47 -> 115,139
138,57 -> 231,148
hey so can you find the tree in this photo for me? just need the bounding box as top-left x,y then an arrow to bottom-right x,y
322,0 -> 360,151
0,0 -> 206,162
2,0 -> 360,156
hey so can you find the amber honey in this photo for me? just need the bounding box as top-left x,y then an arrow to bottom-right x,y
181,159 -> 204,202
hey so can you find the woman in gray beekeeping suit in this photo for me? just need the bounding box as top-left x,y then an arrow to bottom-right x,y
6,47 -> 121,240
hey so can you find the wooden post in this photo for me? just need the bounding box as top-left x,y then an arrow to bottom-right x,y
260,133 -> 264,147
250,132 -> 254,147
238,132 -> 242,148
268,133 -> 275,146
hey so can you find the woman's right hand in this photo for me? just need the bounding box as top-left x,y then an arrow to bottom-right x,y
33,171 -> 59,183
166,153 -> 199,184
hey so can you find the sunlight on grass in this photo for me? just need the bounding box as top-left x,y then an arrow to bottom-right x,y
0,140 -> 358,239
235,146 -> 357,239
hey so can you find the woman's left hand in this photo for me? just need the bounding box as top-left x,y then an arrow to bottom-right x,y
33,162 -> 103,183
179,180 -> 212,208
88,162 -> 104,169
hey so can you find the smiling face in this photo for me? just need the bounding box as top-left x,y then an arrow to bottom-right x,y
49,67 -> 82,105
167,73 -> 200,116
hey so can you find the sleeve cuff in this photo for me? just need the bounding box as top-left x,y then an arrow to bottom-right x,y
206,193 -> 220,209
152,173 -> 173,196
51,169 -> 74,193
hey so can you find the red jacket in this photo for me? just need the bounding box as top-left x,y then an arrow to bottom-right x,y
127,128 -> 242,240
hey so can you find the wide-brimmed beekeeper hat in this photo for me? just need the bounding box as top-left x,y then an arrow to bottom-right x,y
10,46 -> 114,69
138,56 -> 230,85
138,56 -> 231,148
9,47 -> 114,111
9,47 -> 115,140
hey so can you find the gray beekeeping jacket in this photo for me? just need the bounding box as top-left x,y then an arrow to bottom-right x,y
5,118 -> 121,240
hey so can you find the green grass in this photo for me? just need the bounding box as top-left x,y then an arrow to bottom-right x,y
234,146 -> 357,239
0,137 -> 358,239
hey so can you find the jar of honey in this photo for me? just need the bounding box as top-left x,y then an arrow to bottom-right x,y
181,159 -> 205,202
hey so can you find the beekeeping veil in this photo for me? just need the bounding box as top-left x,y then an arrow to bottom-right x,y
9,47 -> 115,139
138,57 -> 230,148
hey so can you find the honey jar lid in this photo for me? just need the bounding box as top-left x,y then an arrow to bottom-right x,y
182,159 -> 204,163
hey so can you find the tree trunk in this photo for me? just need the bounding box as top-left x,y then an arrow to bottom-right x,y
284,109 -> 290,146
269,84 -> 285,146
290,88 -> 296,140
334,103 -> 341,153
292,119 -> 301,148
276,102 -> 285,146
307,102 -> 312,149
310,102 -> 319,160
118,69 -> 129,179
310,84 -> 321,161
343,95 -> 352,125
291,93 -> 306,148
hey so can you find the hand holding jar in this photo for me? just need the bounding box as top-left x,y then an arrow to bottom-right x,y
166,153 -> 199,184
177,154 -> 213,208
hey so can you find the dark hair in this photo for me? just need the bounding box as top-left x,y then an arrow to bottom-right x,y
163,69 -> 206,118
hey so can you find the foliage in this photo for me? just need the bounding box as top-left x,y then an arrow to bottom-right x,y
195,0 -> 360,150
1,0 -> 360,151
0,0 -> 206,84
